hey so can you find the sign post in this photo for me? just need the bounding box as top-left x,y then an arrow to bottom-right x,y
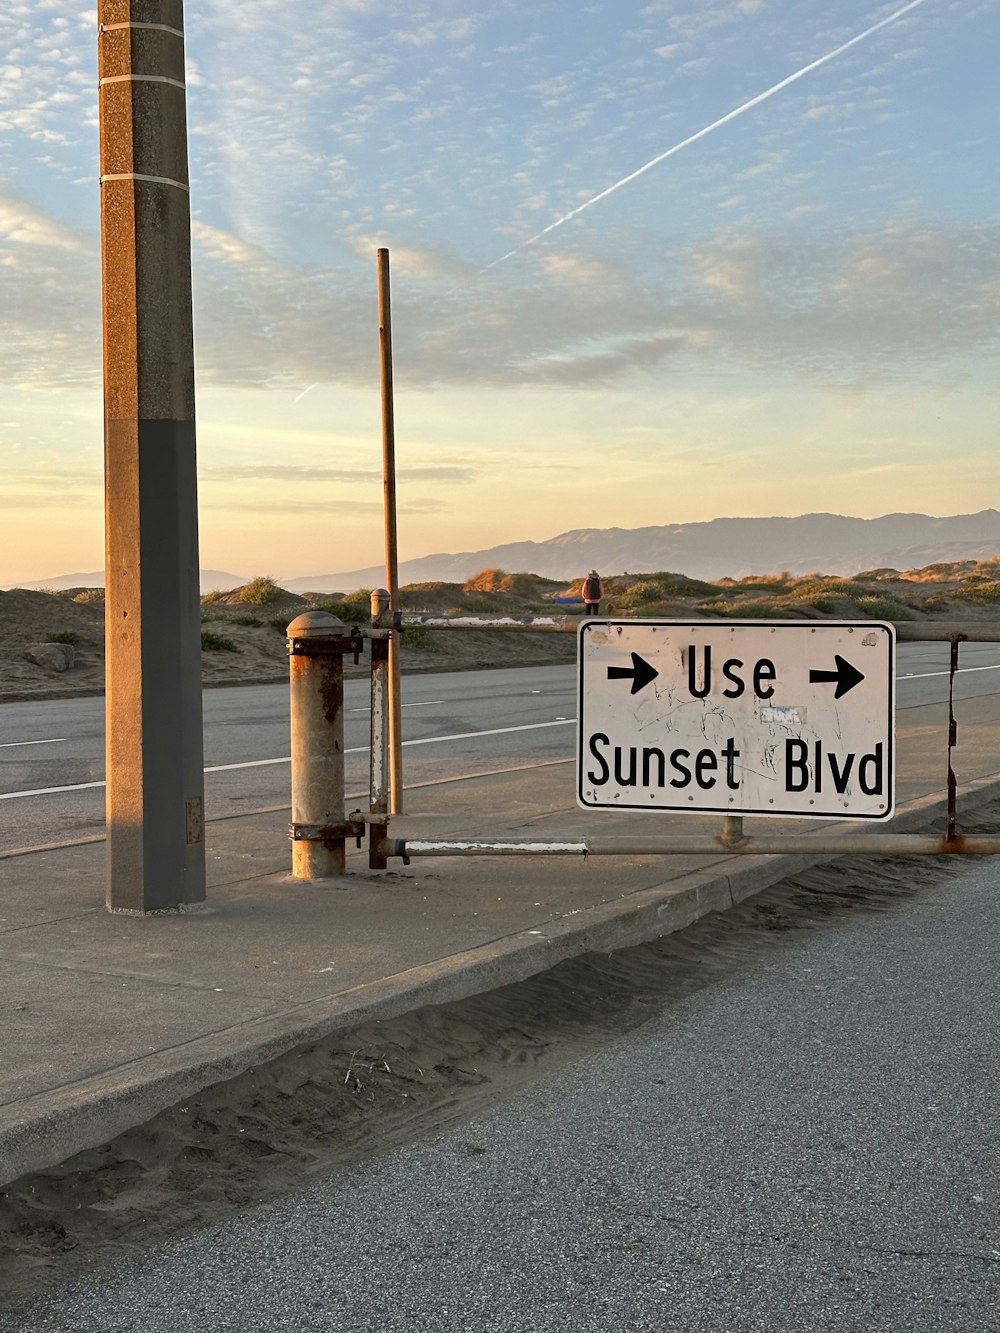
578,620 -> 895,820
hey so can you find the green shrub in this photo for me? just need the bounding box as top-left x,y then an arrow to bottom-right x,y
461,595 -> 502,613
72,589 -> 105,603
790,578 -> 873,602
201,588 -> 225,604
335,590 -> 373,623
237,576 -> 285,605
853,595 -> 916,621
614,581 -> 659,609
698,599 -> 784,619
269,615 -> 291,633
201,630 -> 240,652
46,630 -> 81,645
227,613 -> 262,627
953,581 -> 1000,604
730,579 -> 794,595
615,573 -> 717,608
401,626 -> 445,653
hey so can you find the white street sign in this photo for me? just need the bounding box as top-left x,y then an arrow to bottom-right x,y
577,619 -> 895,819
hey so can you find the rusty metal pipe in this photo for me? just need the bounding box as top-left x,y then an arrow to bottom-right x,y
387,834 -> 1000,859
377,249 -> 404,815
288,612 -> 349,878
368,591 -> 392,870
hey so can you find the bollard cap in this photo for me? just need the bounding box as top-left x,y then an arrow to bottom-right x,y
286,610 -> 347,637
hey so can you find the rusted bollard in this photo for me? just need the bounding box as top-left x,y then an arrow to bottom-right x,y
368,590 -> 392,869
287,611 -> 360,879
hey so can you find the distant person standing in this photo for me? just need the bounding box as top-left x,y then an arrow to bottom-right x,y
581,569 -> 604,615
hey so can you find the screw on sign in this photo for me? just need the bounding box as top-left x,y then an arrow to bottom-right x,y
577,620 -> 895,820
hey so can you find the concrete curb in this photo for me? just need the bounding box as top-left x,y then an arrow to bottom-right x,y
3,775 -> 998,1187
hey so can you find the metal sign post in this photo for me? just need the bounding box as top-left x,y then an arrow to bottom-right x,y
578,619 -> 895,820
377,248 -> 404,815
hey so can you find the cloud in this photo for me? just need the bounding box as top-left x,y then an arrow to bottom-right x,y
203,463 -> 477,484
541,253 -> 620,285
192,221 -> 279,274
0,195 -> 84,251
681,220 -> 1000,383
0,195 -> 98,387
514,332 -> 687,385
345,235 -> 471,281
0,0 -> 990,406
202,496 -> 447,515
390,17 -> 479,46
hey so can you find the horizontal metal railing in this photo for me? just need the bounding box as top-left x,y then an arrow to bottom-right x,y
397,615 -> 997,643
388,834 -> 1000,861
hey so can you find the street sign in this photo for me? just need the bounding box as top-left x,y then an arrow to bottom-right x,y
577,619 -> 895,819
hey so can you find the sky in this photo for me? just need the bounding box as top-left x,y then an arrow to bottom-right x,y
1,0 -> 998,584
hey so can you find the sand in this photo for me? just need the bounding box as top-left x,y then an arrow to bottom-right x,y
4,568 -> 999,704
0,588 -> 575,703
0,841 -> 972,1302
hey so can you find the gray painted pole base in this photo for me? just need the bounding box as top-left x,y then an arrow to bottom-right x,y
104,419 -> 205,913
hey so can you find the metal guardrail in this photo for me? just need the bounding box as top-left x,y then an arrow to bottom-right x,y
396,615 -> 1000,643
286,603 -> 1000,875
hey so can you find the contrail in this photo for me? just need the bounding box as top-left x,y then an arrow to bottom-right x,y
293,382 -> 318,404
483,0 -> 926,271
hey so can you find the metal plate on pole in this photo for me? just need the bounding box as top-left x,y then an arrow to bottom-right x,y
578,619 -> 895,820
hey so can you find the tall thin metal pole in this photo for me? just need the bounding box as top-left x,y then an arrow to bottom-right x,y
377,248 -> 404,814
99,0 -> 205,912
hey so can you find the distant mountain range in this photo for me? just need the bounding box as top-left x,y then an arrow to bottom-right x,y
285,510 -> 1000,591
10,569 -> 248,594
13,511 -> 1000,595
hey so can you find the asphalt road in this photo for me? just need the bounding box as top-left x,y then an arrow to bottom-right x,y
4,843 -> 998,1331
1,642 -> 998,853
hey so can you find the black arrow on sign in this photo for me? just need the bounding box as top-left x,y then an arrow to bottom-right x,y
809,654 -> 865,699
608,652 -> 659,695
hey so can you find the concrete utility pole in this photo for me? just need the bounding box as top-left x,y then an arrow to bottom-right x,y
98,0 -> 206,912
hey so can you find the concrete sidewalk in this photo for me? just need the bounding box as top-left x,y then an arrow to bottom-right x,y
2,694 -> 999,1186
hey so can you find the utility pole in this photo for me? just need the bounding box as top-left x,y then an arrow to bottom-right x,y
99,0 -> 205,912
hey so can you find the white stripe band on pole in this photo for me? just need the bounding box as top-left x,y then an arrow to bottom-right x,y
99,23 -> 184,37
99,74 -> 186,89
100,173 -> 190,192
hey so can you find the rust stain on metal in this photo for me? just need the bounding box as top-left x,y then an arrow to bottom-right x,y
318,657 -> 344,728
940,834 -> 970,855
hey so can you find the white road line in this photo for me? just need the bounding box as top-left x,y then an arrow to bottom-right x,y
0,718 -> 576,800
4,663 -> 996,803
900,665 -> 1000,680
395,718 -> 574,749
0,779 -> 105,800
0,738 -> 67,749
348,700 -> 445,713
